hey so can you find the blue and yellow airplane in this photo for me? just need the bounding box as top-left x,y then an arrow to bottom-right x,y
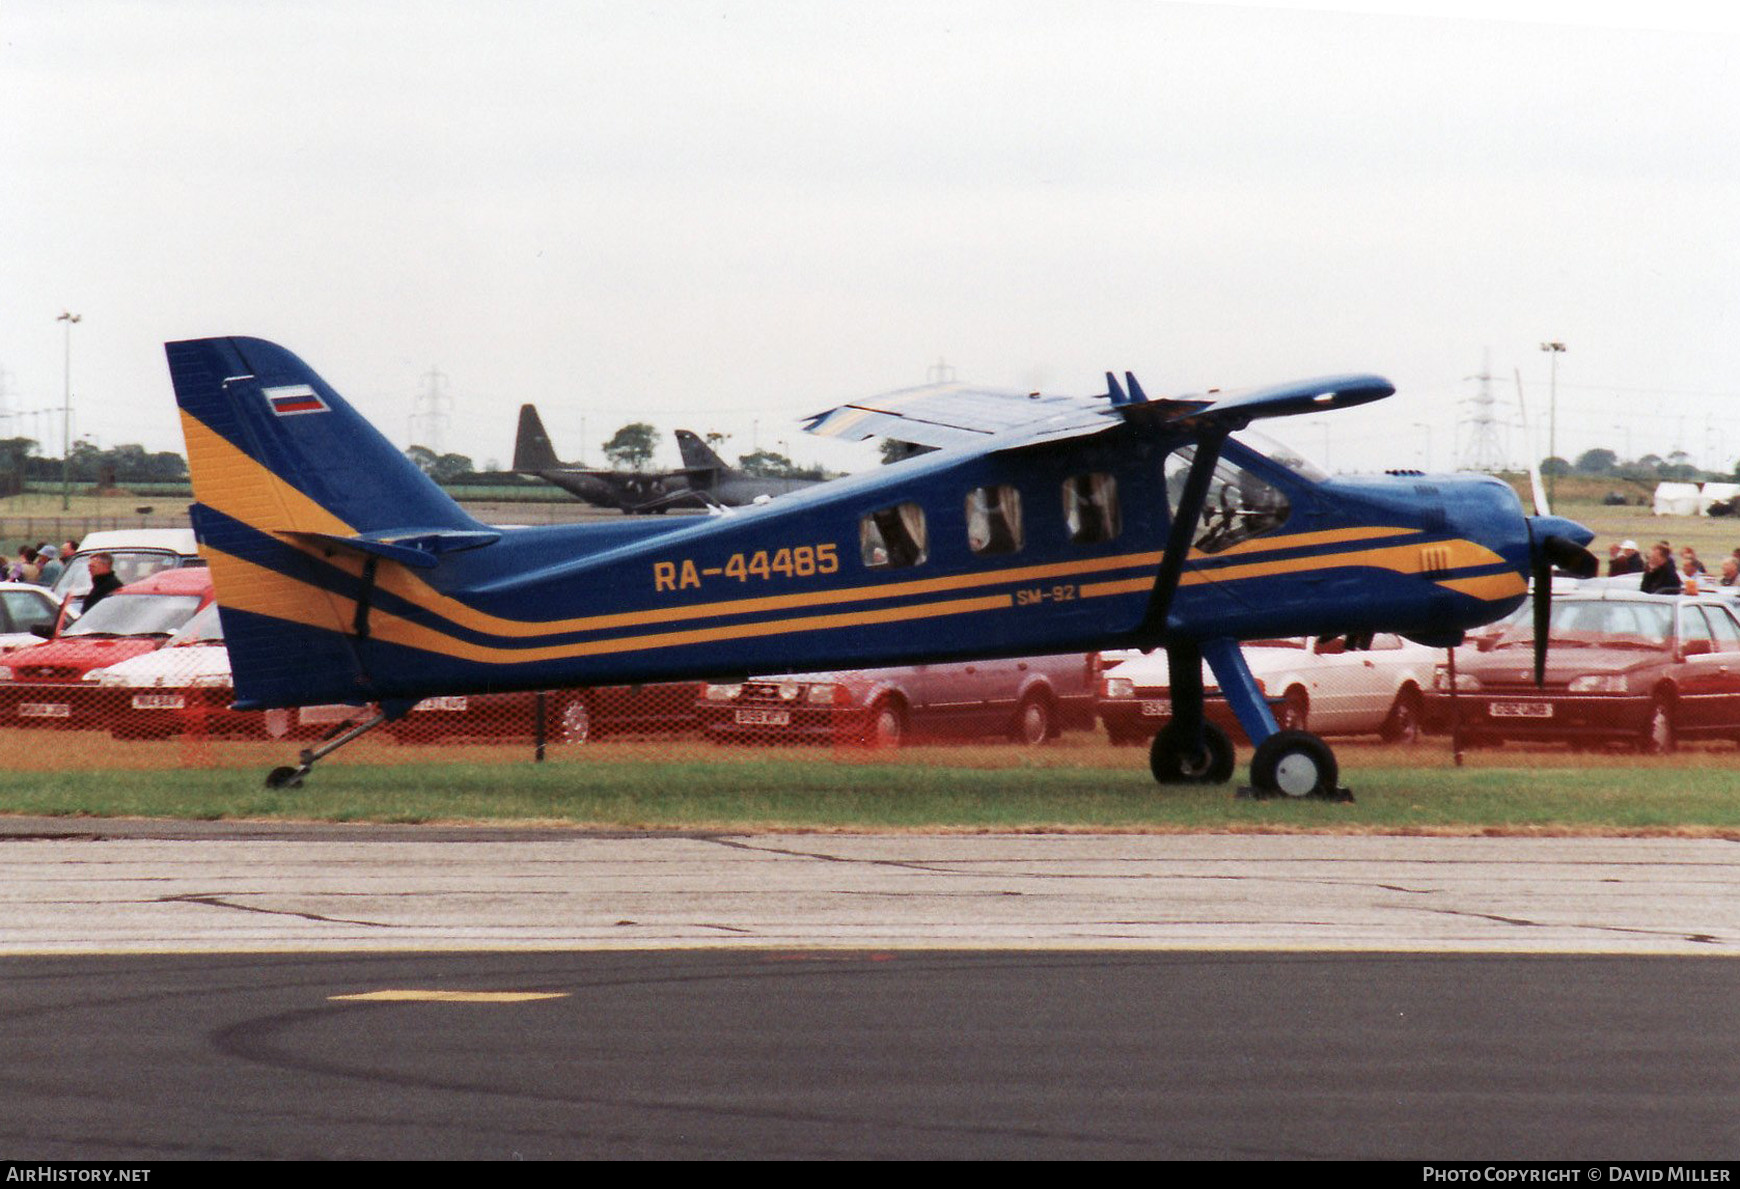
167,336 -> 1595,795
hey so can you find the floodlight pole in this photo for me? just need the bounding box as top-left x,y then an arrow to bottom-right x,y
57,311 -> 81,512
1541,341 -> 1565,507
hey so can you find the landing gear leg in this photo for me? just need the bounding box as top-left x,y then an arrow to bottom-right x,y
1200,638 -> 1351,801
264,709 -> 392,789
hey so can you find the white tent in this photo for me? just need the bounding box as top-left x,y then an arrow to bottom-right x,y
1653,482 -> 1704,516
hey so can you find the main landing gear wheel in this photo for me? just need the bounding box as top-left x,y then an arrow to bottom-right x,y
1149,721 -> 1236,785
1247,730 -> 1346,800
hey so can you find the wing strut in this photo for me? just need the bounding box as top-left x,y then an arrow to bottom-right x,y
1136,426 -> 1231,645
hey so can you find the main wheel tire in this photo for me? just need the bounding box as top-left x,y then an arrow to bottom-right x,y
1149,721 -> 1236,785
1642,696 -> 1675,755
1011,694 -> 1054,745
559,695 -> 594,744
1277,687 -> 1309,732
1250,730 -> 1339,798
1379,689 -> 1422,744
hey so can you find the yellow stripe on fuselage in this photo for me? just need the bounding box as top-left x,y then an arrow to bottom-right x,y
210,548 -> 1015,664
1180,538 -> 1508,586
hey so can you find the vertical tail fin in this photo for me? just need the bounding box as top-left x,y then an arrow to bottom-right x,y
513,404 -> 564,471
167,336 -> 487,708
169,337 -> 484,537
674,429 -> 728,473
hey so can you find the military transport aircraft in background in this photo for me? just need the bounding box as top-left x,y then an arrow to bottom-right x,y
672,430 -> 822,506
167,337 -> 1594,796
512,403 -> 820,512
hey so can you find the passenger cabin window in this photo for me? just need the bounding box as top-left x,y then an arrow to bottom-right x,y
1063,473 -> 1120,544
1164,447 -> 1290,554
860,502 -> 929,569
965,485 -> 1023,555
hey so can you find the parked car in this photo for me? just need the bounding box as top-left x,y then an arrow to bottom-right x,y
1097,634 -> 1439,744
0,567 -> 215,728
389,683 -> 703,743
0,582 -> 61,654
1426,589 -> 1740,752
697,654 -> 1100,746
84,602 -> 363,740
51,528 -> 203,607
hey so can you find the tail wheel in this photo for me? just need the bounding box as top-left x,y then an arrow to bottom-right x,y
559,695 -> 594,744
1011,694 -> 1054,745
1379,689 -> 1422,744
1642,696 -> 1675,755
1149,721 -> 1235,785
1250,730 -> 1339,798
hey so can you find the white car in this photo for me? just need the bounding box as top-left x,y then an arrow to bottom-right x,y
1098,634 -> 1440,743
84,603 -> 359,739
0,582 -> 60,654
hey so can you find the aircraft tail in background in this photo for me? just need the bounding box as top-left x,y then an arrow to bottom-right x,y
674,429 -> 729,473
513,404 -> 565,471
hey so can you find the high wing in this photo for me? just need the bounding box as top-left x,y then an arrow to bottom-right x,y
803,383 -> 1114,451
804,374 -> 1395,453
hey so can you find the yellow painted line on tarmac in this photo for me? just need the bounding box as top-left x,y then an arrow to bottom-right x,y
329,989 -> 570,1002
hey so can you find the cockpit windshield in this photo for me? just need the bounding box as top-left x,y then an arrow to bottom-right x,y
1231,428 -> 1329,482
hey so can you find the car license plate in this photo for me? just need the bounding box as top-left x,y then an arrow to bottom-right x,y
735,708 -> 791,726
132,694 -> 185,710
415,696 -> 469,712
1491,701 -> 1553,718
1139,699 -> 1171,717
19,703 -> 70,718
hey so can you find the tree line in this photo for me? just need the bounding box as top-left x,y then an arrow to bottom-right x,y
1545,448 -> 1717,484
0,437 -> 189,490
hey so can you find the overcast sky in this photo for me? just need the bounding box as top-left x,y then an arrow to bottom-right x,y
4,1 -> 1738,479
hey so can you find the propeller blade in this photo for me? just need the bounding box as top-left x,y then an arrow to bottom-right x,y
1525,519 -> 1600,686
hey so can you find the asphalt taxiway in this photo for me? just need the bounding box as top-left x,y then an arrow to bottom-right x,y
2,820 -> 1735,1158
1,820 -> 1735,954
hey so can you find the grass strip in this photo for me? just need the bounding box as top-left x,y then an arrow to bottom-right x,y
5,753 -> 1740,833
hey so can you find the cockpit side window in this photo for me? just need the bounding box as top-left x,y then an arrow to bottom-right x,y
1164,446 -> 1291,554
860,502 -> 929,569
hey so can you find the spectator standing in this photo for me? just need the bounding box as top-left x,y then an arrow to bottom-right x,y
1641,543 -> 1684,595
34,545 -> 62,588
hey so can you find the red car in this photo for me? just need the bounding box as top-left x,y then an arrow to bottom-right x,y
697,654 -> 1101,746
1426,589 -> 1740,752
0,568 -> 215,729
